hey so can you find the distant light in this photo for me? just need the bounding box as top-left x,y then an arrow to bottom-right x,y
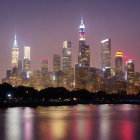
79,63 -> 82,67
128,60 -> 133,63
101,39 -> 109,44
128,59 -> 134,64
102,68 -> 106,72
26,72 -> 30,78
53,75 -> 56,81
7,94 -> 11,98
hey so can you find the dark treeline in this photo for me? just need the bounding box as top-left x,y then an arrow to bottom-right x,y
0,83 -> 140,107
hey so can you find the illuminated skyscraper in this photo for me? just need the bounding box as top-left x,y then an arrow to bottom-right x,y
41,59 -> 48,75
78,19 -> 90,67
62,41 -> 72,71
11,35 -> 19,69
125,59 -> 135,94
53,54 -> 61,72
41,59 -> 48,88
101,39 -> 111,77
24,46 -> 30,60
76,19 -> 90,89
115,51 -> 125,93
115,51 -> 123,81
23,46 -> 31,78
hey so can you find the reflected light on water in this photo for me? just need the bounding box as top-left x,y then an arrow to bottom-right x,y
24,107 -> 34,140
5,108 -> 22,140
1,105 -> 140,140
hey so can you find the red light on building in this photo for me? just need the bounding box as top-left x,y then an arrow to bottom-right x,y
41,58 -> 49,62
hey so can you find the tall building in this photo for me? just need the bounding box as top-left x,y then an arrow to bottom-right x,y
62,41 -> 72,71
23,46 -> 31,78
101,39 -> 111,77
24,46 -> 30,60
115,51 -> 123,81
76,19 -> 90,89
53,54 -> 61,72
41,59 -> 48,88
18,60 -> 23,74
125,59 -> 135,94
78,19 -> 90,67
41,59 -> 48,75
11,35 -> 19,69
115,51 -> 125,93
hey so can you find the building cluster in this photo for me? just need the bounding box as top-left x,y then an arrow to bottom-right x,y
2,20 -> 140,94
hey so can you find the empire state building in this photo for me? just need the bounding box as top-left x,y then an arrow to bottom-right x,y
78,19 -> 90,67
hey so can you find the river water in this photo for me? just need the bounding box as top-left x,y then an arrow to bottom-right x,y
0,104 -> 140,140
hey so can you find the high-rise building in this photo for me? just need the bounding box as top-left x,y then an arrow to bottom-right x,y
24,46 -> 30,60
11,35 -> 19,69
53,54 -> 61,72
76,19 -> 90,89
125,59 -> 135,94
78,19 -> 90,67
115,51 -> 125,93
115,51 -> 123,81
23,46 -> 31,78
62,41 -> 72,71
101,39 -> 111,77
41,59 -> 48,88
41,59 -> 48,75
18,60 -> 23,74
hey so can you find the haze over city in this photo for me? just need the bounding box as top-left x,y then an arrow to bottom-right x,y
0,0 -> 140,81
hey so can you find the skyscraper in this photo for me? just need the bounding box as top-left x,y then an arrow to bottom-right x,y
75,19 -> 90,89
115,51 -> 123,81
125,59 -> 135,94
78,19 -> 90,67
101,39 -> 111,77
41,59 -> 48,88
41,59 -> 48,75
11,35 -> 19,69
115,51 -> 125,93
62,41 -> 72,71
23,46 -> 31,78
53,54 -> 61,72
24,46 -> 30,60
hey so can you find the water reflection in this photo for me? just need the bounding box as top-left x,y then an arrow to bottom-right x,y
0,105 -> 140,140
5,108 -> 22,140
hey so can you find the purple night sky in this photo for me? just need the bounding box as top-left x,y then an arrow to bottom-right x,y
0,0 -> 140,80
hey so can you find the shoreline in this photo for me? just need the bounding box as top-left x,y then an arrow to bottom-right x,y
0,100 -> 140,108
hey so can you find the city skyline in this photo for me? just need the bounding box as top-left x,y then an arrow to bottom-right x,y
0,0 -> 140,81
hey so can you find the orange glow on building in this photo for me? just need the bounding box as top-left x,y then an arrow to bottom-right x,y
116,51 -> 123,57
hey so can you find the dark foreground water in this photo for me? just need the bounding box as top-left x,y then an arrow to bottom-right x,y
0,104 -> 140,140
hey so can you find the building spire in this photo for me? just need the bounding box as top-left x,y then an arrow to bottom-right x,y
79,18 -> 85,41
81,17 -> 83,25
14,34 -> 17,47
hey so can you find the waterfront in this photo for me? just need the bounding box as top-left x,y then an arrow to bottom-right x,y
0,104 -> 140,140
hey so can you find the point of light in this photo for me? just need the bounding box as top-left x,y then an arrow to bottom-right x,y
26,72 -> 30,78
53,75 -> 56,81
7,94 -> 12,98
102,68 -> 106,72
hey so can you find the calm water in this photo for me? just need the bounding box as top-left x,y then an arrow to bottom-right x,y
0,104 -> 140,140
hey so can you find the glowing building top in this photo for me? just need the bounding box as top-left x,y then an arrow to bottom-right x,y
115,51 -> 123,57
24,46 -> 30,60
14,34 -> 18,47
11,34 -> 19,69
79,18 -> 85,41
